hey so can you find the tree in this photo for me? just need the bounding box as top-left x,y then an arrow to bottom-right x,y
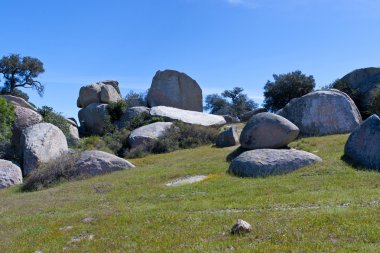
0,54 -> 45,97
205,87 -> 258,118
369,87 -> 380,116
263,70 -> 315,112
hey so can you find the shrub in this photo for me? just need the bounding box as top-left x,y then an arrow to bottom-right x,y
0,97 -> 15,143
78,136 -> 114,154
369,87 -> 380,116
107,100 -> 128,123
38,106 -> 71,139
21,151 -> 82,192
124,90 -> 148,107
263,70 -> 315,111
129,113 -> 164,130
0,87 -> 30,101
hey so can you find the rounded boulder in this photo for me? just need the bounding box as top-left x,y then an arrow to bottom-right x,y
0,160 -> 23,189
240,112 -> 299,149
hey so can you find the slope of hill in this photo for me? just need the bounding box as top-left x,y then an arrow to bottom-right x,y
0,134 -> 379,252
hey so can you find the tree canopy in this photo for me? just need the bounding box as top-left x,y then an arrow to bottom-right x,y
263,70 -> 315,112
205,87 -> 258,118
0,54 -> 45,97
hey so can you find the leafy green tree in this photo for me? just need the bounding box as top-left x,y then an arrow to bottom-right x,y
205,87 -> 258,118
0,54 -> 45,97
0,97 -> 15,143
263,70 -> 315,111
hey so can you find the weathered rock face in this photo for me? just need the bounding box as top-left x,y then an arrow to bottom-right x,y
117,106 -> 150,129
1,95 -> 36,111
147,70 -> 203,112
78,103 -> 109,135
21,123 -> 68,176
99,80 -> 121,94
150,106 -> 226,127
341,67 -> 380,114
240,108 -> 268,122
278,90 -> 362,136
229,149 -> 322,178
216,126 -> 239,148
12,106 -> 43,153
0,160 -> 23,189
73,150 -> 134,177
68,125 -> 80,146
240,112 -> 299,149
344,115 -> 380,170
77,81 -> 121,108
128,122 -> 174,150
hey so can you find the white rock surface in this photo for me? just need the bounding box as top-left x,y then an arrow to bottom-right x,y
0,160 -> 23,189
129,122 -> 174,150
150,106 -> 226,127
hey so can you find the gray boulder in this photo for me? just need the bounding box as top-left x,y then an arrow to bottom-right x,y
1,95 -> 36,111
0,160 -> 23,189
100,85 -> 122,104
229,149 -> 322,178
98,80 -> 121,94
73,150 -> 134,177
12,106 -> 43,153
77,84 -> 101,108
341,67 -> 380,114
78,103 -> 109,135
150,106 -> 226,127
240,108 -> 268,122
147,70 -> 203,112
117,106 -> 150,129
68,125 -> 80,146
240,112 -> 299,149
278,90 -> 362,136
66,118 -> 78,127
129,122 -> 174,150
231,219 -> 252,235
222,115 -> 240,123
216,126 -> 239,148
21,123 -> 68,176
344,115 -> 380,170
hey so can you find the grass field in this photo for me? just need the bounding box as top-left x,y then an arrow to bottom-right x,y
0,134 -> 379,252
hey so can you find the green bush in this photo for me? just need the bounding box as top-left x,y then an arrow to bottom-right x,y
38,106 -> 71,139
107,100 -> 128,123
0,97 -> 15,143
21,152 -> 82,192
78,136 -> 114,154
369,88 -> 380,116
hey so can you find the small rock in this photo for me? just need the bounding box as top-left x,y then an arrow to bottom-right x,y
82,217 -> 95,223
216,126 -> 239,148
231,219 -> 252,235
59,226 -> 73,232
165,175 -> 208,187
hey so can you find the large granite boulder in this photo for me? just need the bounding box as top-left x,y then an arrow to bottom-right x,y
278,90 -> 362,136
229,149 -> 322,178
99,80 -> 121,94
344,115 -> 380,170
240,108 -> 268,122
150,106 -> 226,127
129,122 -> 174,150
78,103 -> 109,135
240,112 -> 299,149
216,126 -> 239,148
341,67 -> 380,116
73,150 -> 134,177
0,160 -> 23,189
1,95 -> 36,111
147,70 -> 203,112
117,106 -> 150,129
77,81 -> 121,108
21,123 -> 68,176
12,106 -> 43,153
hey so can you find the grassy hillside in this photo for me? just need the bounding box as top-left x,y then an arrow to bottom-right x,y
0,134 -> 379,252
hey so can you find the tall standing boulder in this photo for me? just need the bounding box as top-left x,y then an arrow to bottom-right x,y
78,103 -> 109,135
0,160 -> 23,189
278,90 -> 362,136
21,123 -> 68,176
344,115 -> 380,170
147,70 -> 203,112
240,112 -> 299,149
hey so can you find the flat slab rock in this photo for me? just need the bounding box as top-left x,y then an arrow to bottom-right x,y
150,106 -> 226,127
166,175 -> 208,186
229,149 -> 322,178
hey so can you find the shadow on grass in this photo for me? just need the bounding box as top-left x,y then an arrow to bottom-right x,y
341,154 -> 380,172
226,146 -> 247,163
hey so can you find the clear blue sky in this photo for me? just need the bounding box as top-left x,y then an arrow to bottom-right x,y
1,0 -> 380,119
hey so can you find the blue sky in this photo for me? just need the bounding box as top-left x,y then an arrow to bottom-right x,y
1,0 -> 380,118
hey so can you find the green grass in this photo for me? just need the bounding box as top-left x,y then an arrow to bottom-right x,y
1,134 -> 379,252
